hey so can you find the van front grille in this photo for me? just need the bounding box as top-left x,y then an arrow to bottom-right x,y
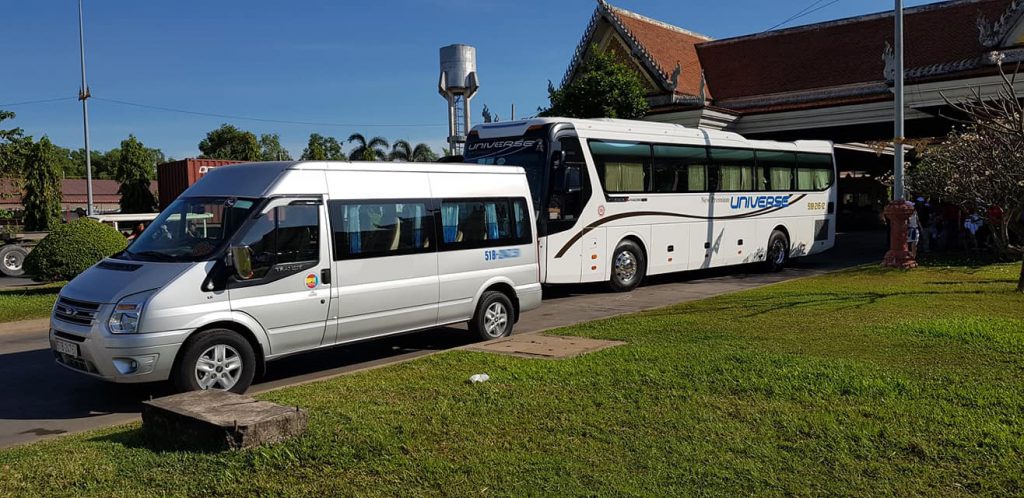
54,297 -> 100,326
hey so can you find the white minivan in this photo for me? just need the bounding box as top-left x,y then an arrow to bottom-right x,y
49,161 -> 542,393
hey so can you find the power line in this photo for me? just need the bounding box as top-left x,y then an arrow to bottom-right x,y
0,97 -> 78,107
764,0 -> 841,32
93,97 -> 447,128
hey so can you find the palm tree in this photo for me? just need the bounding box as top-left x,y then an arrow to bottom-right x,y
389,140 -> 438,162
347,133 -> 389,161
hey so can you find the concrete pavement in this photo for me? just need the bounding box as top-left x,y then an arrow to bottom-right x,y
0,232 -> 883,449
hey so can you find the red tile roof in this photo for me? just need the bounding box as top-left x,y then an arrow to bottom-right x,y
608,6 -> 711,97
0,179 -> 157,207
696,0 -> 1011,103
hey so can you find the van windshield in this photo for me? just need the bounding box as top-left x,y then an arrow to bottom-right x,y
119,197 -> 258,262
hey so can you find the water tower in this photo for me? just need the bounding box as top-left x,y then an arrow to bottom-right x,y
438,44 -> 479,155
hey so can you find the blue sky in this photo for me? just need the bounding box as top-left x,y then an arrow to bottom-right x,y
3,0 -> 935,159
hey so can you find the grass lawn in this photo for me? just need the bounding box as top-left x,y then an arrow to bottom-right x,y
0,283 -> 61,322
2,264 -> 1023,496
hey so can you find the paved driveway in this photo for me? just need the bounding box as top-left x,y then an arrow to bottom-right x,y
0,232 -> 884,449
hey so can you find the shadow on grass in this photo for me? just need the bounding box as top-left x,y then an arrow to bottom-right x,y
90,427 -> 232,454
0,286 -> 61,297
646,288 -> 996,320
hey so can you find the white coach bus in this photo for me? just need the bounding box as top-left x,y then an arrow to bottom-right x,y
463,118 -> 836,291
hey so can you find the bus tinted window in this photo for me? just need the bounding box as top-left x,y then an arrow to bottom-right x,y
329,201 -> 434,260
756,150 -> 796,191
589,141 -> 650,193
653,145 -> 708,192
796,153 -> 834,191
440,198 -> 531,250
710,148 -> 756,192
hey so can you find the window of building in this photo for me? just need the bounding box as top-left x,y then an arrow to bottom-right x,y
589,141 -> 650,193
710,148 -> 756,192
796,153 -> 835,191
652,144 -> 708,192
756,150 -> 796,191
440,198 -> 531,250
238,203 -> 320,279
328,201 -> 433,260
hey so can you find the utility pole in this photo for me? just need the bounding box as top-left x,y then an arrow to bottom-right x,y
78,0 -> 94,216
893,0 -> 905,201
881,0 -> 917,268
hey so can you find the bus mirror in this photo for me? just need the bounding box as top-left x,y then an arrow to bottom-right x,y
231,245 -> 254,280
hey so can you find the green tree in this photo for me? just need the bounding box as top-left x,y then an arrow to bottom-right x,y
0,110 -> 28,179
389,140 -> 438,162
300,133 -> 346,161
198,124 -> 260,161
114,135 -> 158,213
347,133 -> 389,161
540,46 -> 649,119
22,137 -> 63,231
259,133 -> 292,161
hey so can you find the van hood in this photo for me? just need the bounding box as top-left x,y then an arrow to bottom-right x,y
60,258 -> 195,304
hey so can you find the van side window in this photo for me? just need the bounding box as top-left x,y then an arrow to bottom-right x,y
512,198 -> 531,240
328,201 -> 434,260
440,198 -> 530,250
238,203 -> 320,279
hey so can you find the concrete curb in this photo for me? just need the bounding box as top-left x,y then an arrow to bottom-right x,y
0,318 -> 49,335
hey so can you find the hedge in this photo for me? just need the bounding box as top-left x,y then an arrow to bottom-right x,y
24,218 -> 128,282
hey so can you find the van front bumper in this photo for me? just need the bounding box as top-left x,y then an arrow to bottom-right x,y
49,319 -> 190,384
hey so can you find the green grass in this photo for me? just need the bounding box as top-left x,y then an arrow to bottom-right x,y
2,264 -> 1024,497
0,283 -> 61,322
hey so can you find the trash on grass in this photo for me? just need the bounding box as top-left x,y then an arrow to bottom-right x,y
468,373 -> 490,384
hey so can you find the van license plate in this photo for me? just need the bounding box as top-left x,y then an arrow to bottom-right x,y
53,339 -> 79,357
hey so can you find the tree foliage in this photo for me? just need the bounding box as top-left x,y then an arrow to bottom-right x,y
113,135 -> 158,213
912,59 -> 1024,291
21,137 -> 63,231
300,133 -> 346,161
259,133 -> 292,161
198,124 -> 260,161
389,140 -> 437,162
540,46 -> 649,119
347,133 -> 389,161
24,217 -> 127,281
0,110 -> 28,180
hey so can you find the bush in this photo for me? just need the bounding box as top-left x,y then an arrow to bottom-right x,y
24,218 -> 127,281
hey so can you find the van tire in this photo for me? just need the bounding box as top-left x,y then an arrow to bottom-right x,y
763,230 -> 790,272
0,245 -> 28,277
607,240 -> 645,292
172,329 -> 256,394
469,291 -> 515,341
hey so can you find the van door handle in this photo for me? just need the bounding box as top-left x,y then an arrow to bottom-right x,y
321,268 -> 331,284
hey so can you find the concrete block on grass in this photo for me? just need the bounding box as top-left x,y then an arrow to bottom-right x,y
141,390 -> 307,451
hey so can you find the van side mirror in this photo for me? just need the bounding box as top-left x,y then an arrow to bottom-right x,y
231,245 -> 254,280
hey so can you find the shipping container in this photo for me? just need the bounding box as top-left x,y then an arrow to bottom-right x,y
157,159 -> 244,209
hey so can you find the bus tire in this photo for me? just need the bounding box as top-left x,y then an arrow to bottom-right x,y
0,244 -> 28,277
607,239 -> 646,292
469,291 -> 515,341
172,328 -> 256,394
764,230 -> 790,272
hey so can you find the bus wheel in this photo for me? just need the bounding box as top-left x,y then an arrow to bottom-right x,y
764,230 -> 790,272
607,240 -> 645,292
172,329 -> 256,394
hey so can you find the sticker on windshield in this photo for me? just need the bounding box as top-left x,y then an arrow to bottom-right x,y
305,273 -> 319,289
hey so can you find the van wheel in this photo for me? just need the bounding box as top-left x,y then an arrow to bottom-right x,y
469,291 -> 514,341
607,240 -> 645,292
0,245 -> 28,277
172,329 -> 256,394
764,230 -> 790,272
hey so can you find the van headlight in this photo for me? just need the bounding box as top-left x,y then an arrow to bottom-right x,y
108,291 -> 154,334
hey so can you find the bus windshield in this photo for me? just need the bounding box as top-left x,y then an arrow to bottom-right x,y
118,197 -> 258,262
464,136 -> 548,206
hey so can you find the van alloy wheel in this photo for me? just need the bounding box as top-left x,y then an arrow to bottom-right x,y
194,344 -> 243,390
484,301 -> 509,338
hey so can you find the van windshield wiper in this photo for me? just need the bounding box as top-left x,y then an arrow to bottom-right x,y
128,250 -> 179,262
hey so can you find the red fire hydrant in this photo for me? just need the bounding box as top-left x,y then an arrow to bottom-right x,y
882,200 -> 918,269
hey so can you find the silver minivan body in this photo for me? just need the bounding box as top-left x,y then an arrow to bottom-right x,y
49,161 -> 542,387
